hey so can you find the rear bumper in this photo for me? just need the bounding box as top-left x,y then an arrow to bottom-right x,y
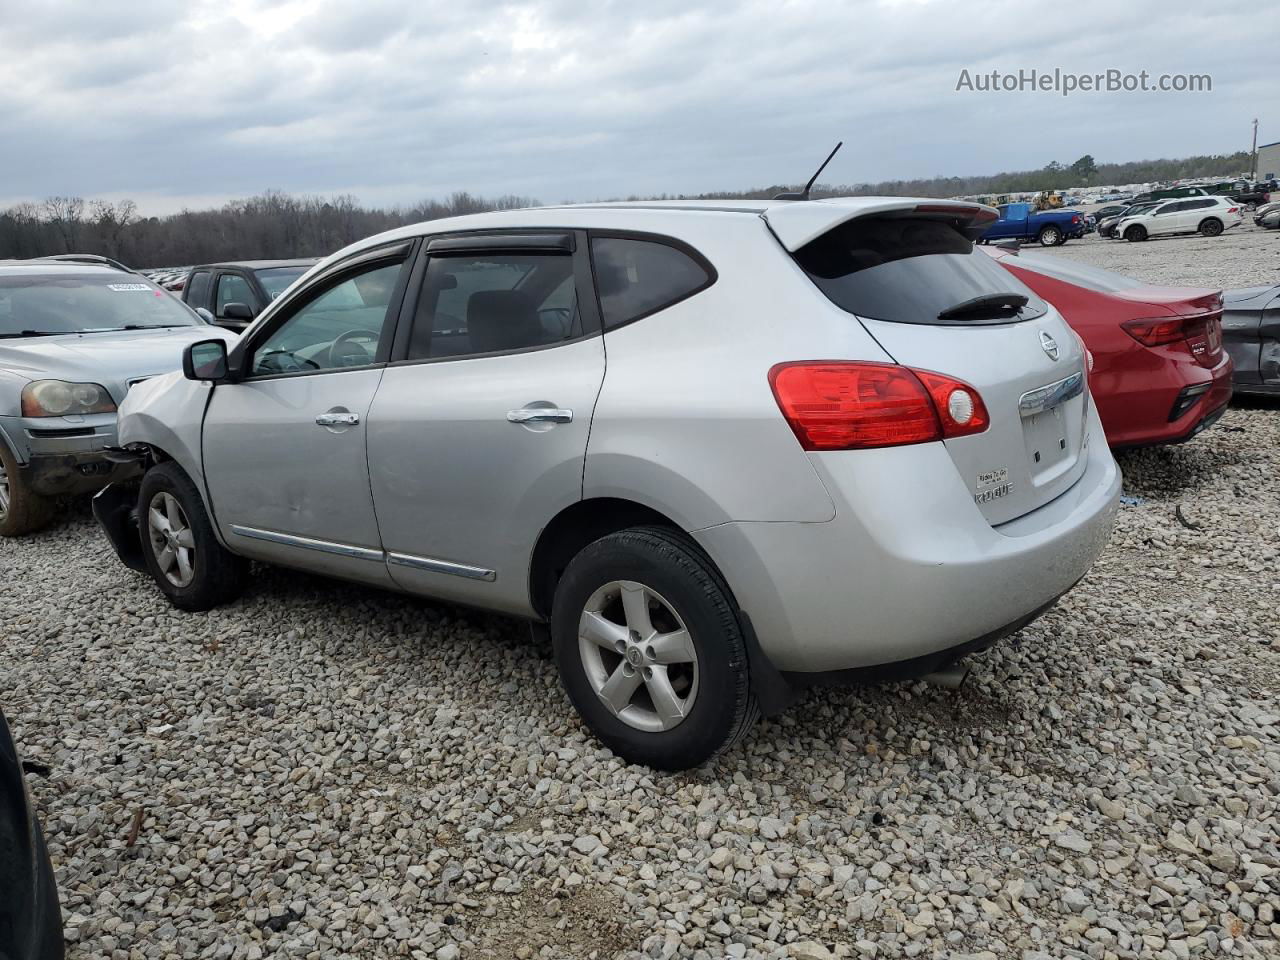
1101,353 -> 1233,449
695,413 -> 1120,674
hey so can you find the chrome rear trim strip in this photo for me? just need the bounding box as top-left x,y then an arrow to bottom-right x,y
228,525 -> 385,562
387,551 -> 497,582
1019,371 -> 1085,416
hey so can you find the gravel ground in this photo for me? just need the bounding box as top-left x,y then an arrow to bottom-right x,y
1040,212 -> 1280,289
3,325 -> 1280,958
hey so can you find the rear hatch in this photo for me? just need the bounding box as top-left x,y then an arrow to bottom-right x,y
770,201 -> 1090,526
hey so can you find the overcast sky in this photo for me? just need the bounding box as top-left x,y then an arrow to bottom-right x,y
0,0 -> 1270,215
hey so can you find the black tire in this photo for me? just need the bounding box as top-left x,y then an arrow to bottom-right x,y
1125,225 -> 1148,242
1037,226 -> 1062,247
1053,234 -> 1069,246
0,443 -> 56,537
137,462 -> 247,611
550,526 -> 758,770
1198,218 -> 1223,237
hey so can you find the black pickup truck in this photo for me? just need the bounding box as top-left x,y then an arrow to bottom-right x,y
182,259 -> 318,330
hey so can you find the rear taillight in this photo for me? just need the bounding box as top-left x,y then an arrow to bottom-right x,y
768,361 -> 989,451
1072,214 -> 1081,223
1122,312 -> 1224,369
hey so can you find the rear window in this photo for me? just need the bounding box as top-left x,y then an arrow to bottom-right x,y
795,217 -> 1047,325
591,237 -> 712,329
256,266 -> 310,300
1002,252 -> 1142,293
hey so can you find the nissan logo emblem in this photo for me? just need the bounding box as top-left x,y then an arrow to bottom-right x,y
1040,331 -> 1060,361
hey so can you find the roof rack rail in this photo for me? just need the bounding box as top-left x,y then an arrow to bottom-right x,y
29,254 -> 137,274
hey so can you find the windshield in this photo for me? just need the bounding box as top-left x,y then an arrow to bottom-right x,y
794,216 -> 1047,325
0,273 -> 200,337
255,266 -> 310,301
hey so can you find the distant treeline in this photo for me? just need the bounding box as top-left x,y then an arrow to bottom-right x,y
0,150 -> 1254,267
0,191 -> 536,268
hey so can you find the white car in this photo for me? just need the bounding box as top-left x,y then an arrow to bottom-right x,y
95,197 -> 1120,769
1116,196 -> 1243,241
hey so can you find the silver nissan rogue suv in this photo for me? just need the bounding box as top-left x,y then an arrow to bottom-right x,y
95,198 -> 1120,770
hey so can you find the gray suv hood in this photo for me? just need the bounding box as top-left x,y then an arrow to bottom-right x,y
0,326 -> 236,401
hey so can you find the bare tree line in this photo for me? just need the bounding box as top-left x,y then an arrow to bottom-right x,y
0,150 -> 1254,267
0,190 -> 536,268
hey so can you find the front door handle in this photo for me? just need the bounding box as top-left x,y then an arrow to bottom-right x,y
507,408 -> 573,424
316,412 -> 360,426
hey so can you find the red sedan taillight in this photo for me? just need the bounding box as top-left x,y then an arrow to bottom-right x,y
768,361 -> 989,451
1121,312 -> 1224,369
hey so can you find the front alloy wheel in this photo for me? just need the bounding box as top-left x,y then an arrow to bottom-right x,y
579,580 -> 699,733
146,491 -> 196,587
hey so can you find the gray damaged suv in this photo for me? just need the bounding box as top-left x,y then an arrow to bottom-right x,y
95,199 -> 1121,769
0,260 -> 237,536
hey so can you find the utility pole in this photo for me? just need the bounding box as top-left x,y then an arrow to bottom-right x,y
1251,118 -> 1258,180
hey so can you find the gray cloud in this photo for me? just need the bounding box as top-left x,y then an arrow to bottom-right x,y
0,0 -> 1269,213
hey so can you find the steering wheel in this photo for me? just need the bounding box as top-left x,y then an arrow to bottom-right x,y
328,329 -> 380,367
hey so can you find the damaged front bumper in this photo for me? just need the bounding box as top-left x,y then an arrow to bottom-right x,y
90,447 -> 151,572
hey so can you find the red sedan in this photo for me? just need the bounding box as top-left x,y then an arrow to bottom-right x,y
983,248 -> 1233,449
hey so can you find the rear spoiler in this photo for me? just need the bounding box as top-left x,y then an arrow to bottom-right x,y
762,198 -> 999,251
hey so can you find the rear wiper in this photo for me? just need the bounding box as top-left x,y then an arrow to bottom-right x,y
937,293 -> 1029,321
0,330 -> 62,338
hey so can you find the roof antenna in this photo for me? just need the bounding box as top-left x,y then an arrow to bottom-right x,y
773,142 -> 843,201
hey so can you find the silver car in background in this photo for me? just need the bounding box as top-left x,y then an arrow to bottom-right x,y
0,260 -> 236,535
96,199 -> 1120,770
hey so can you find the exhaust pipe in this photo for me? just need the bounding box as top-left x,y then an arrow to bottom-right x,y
921,662 -> 970,690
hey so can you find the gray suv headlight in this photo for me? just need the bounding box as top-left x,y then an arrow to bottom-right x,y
20,380 -> 117,417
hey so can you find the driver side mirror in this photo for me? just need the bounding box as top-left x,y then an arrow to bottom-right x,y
183,339 -> 229,382
221,302 -> 255,321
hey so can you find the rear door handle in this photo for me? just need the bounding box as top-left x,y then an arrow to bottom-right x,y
507,408 -> 573,424
316,412 -> 360,426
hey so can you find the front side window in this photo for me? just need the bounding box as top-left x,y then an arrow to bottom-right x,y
0,272 -> 199,337
216,273 -> 256,315
590,237 -> 711,329
406,253 -> 581,360
250,260 -> 404,376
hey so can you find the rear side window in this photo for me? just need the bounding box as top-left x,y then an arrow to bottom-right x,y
590,237 -> 712,329
406,253 -> 581,360
186,270 -> 211,307
795,217 -> 1047,325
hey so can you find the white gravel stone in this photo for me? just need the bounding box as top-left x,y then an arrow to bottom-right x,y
2,250 -> 1278,958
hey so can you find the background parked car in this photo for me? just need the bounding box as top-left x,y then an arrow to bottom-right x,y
1221,283 -> 1280,396
0,707 -> 64,960
0,259 -> 237,535
1116,196 -> 1242,241
96,198 -> 1119,770
1255,205 -> 1280,230
182,260 -> 319,331
984,247 -> 1232,448
980,201 -> 1086,246
1097,201 -> 1161,238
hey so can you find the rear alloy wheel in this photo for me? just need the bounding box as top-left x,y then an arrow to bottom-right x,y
138,462 -> 247,611
0,443 -> 55,537
1199,218 -> 1223,237
551,526 -> 758,770
1125,225 -> 1148,242
1037,226 -> 1062,246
